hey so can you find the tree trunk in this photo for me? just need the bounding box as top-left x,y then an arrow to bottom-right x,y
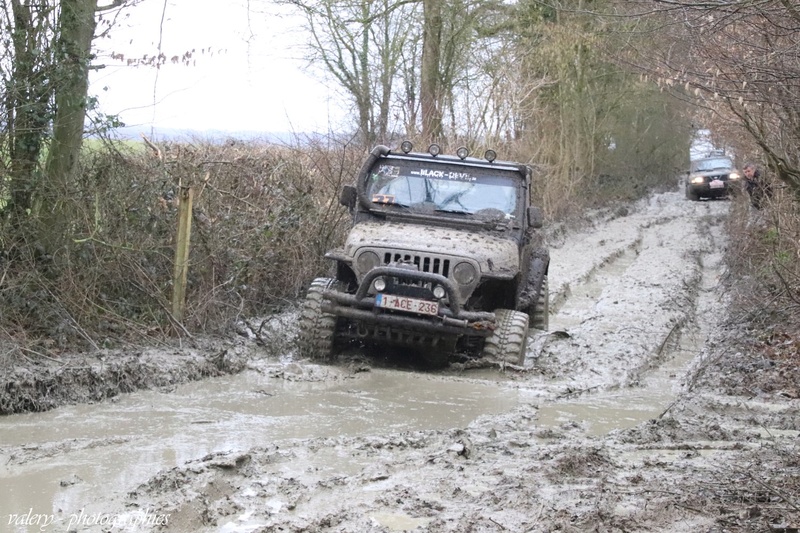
41,0 -> 98,253
5,1 -> 54,228
421,0 -> 443,142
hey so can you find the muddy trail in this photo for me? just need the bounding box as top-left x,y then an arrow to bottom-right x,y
2,188 -> 799,533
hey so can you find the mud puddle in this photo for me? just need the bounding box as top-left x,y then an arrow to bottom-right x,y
1,350 -> 709,532
0,367 -> 518,532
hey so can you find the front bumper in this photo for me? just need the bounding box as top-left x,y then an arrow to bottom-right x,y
688,174 -> 741,197
321,266 -> 496,337
688,182 -> 731,196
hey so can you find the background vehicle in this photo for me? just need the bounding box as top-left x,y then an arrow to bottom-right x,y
297,142 -> 550,366
685,152 -> 740,200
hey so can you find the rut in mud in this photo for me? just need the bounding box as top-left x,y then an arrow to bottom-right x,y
2,188 -> 798,533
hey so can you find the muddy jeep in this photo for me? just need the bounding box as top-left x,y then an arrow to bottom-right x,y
298,142 -> 549,365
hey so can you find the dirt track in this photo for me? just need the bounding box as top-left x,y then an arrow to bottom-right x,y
2,187 -> 798,532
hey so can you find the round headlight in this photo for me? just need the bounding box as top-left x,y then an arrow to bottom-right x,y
691,176 -> 705,184
356,251 -> 381,274
400,140 -> 413,153
373,277 -> 386,292
729,172 -> 740,179
453,262 -> 477,285
433,285 -> 446,299
456,147 -> 469,160
428,144 -> 441,157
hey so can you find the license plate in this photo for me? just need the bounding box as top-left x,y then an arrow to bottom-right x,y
376,294 -> 439,316
709,179 -> 724,189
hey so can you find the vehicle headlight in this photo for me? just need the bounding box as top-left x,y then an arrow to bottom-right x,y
453,262 -> 477,285
373,277 -> 386,292
729,172 -> 741,179
690,176 -> 705,184
432,285 -> 446,299
356,251 -> 381,274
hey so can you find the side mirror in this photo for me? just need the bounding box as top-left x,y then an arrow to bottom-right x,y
528,206 -> 544,229
339,185 -> 357,209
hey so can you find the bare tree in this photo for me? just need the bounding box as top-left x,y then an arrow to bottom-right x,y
280,0 -> 418,144
485,0 -> 690,214
41,0 -> 104,250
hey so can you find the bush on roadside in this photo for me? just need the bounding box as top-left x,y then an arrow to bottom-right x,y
725,187 -> 800,332
0,136 -> 363,349
722,185 -> 800,397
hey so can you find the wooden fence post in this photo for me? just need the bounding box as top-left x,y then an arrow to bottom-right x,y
172,186 -> 194,323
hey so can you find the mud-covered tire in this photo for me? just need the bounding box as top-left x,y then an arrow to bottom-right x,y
531,275 -> 549,331
297,278 -> 339,361
482,309 -> 530,365
685,187 -> 700,201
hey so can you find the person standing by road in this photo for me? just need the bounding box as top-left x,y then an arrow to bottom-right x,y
742,162 -> 772,209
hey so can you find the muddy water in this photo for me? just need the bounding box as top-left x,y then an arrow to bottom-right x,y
0,346 -> 706,533
0,369 -> 517,532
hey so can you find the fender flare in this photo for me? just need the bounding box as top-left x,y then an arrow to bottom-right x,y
519,247 -> 549,312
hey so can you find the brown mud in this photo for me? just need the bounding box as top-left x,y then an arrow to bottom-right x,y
0,340 -> 249,415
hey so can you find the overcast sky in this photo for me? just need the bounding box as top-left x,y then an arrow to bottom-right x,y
90,0 -> 348,134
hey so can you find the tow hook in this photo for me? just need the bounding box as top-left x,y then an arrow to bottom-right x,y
471,320 -> 496,331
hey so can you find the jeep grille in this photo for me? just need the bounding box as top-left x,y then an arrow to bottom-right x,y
382,251 -> 450,277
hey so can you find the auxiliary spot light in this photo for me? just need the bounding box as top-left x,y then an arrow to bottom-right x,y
400,141 -> 413,153
428,144 -> 441,157
484,149 -> 497,163
456,147 -> 469,160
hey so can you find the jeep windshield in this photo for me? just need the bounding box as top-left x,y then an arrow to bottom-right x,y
366,159 -> 519,217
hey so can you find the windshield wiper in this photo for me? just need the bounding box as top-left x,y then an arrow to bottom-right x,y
371,200 -> 410,208
434,208 -> 471,215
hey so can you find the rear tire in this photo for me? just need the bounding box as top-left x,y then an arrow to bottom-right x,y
297,277 -> 339,361
531,276 -> 549,331
482,309 -> 529,365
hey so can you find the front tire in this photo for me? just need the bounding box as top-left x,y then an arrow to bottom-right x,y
482,309 -> 530,365
297,277 -> 339,361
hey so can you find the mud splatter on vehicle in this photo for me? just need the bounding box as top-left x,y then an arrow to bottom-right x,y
298,143 -> 549,366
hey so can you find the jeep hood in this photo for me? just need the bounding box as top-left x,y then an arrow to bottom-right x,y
342,221 -> 519,277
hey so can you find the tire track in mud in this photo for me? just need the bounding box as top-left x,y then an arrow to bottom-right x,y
532,201 -> 730,436
527,193 -> 730,401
